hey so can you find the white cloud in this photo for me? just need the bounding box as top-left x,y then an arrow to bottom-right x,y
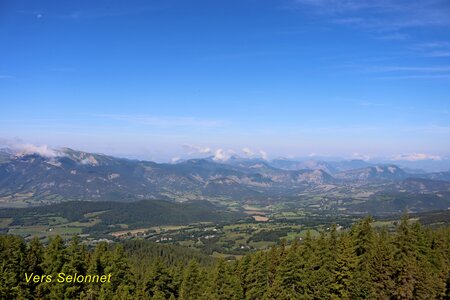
242,147 -> 255,157
213,149 -> 234,161
182,144 -> 212,155
392,153 -> 442,161
0,139 -> 62,158
171,156 -> 181,163
352,152 -> 370,161
259,150 -> 268,160
16,144 -> 59,158
242,147 -> 268,160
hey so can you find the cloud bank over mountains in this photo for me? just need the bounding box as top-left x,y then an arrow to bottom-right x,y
181,144 -> 269,162
1,140 -> 447,171
0,139 -> 60,158
392,153 -> 442,161
15,144 -> 59,158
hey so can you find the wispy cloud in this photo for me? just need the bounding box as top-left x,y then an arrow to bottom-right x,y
412,41 -> 450,57
55,10 -> 139,20
293,0 -> 400,14
359,101 -> 391,107
17,2 -> 173,21
182,144 -> 212,155
17,10 -> 44,19
293,0 -> 450,32
377,33 -> 408,41
427,51 -> 450,58
95,114 -> 226,128
365,66 -> 450,73
204,51 -> 292,61
349,65 -> 450,80
392,153 -> 442,161
377,74 -> 450,80
398,125 -> 450,134
242,147 -> 255,157
49,67 -> 76,73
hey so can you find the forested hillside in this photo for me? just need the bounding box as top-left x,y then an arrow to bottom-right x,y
1,217 -> 449,299
0,200 -> 242,230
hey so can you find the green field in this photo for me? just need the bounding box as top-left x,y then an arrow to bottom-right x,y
8,226 -> 82,239
0,199 -> 428,256
0,218 -> 13,228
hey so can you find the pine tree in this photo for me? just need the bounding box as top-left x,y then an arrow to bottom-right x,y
392,216 -> 417,299
266,240 -> 302,299
352,217 -> 374,257
245,252 -> 269,300
26,237 -> 44,274
367,228 -> 395,299
236,254 -> 251,298
37,235 -> 67,299
350,217 -> 375,298
304,231 -> 332,298
62,236 -> 88,299
330,234 -> 357,299
145,259 -> 175,299
85,241 -> 109,299
207,259 -> 242,300
24,237 -> 44,298
267,245 -> 280,288
169,262 -> 184,299
179,260 -> 204,300
0,235 -> 27,299
151,289 -> 167,300
429,228 -> 450,299
105,244 -> 134,300
410,223 -> 440,299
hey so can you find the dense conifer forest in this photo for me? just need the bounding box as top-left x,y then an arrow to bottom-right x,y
1,217 -> 449,299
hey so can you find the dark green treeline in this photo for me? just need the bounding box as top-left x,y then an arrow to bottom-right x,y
1,217 -> 449,299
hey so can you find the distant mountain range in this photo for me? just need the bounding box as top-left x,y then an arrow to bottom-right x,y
334,165 -> 407,181
269,158 -> 373,174
0,147 -> 450,214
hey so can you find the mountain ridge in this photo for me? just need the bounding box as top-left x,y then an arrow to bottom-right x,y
1,147 -> 450,214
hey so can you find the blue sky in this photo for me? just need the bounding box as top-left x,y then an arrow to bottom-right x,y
1,0 -> 450,162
